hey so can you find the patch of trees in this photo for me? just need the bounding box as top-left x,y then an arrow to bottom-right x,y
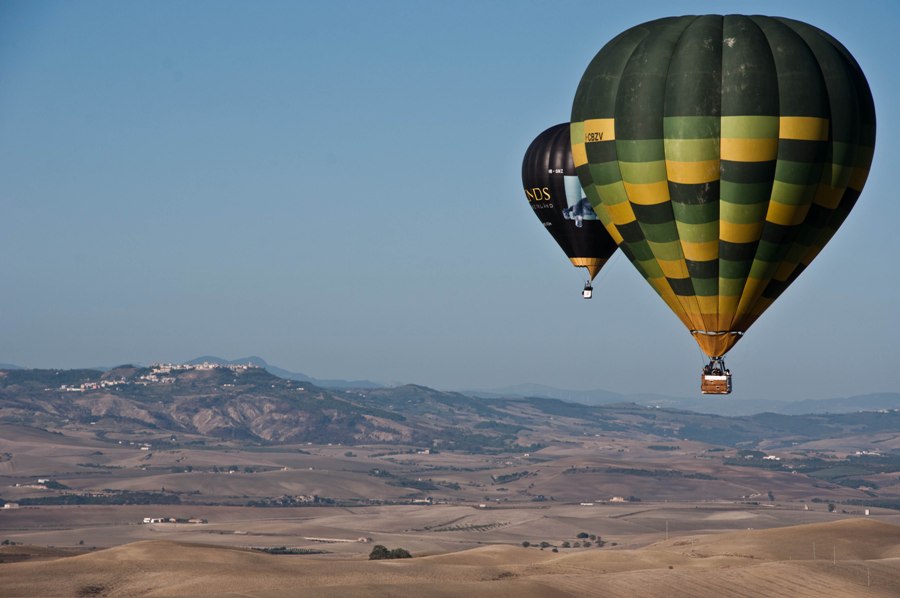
564,466 -> 714,480
474,420 -> 528,434
369,545 -> 412,560
386,477 -> 439,491
491,471 -> 531,484
522,532 -> 605,550
833,478 -> 878,490
737,449 -> 767,459
647,445 -> 680,451
430,521 -> 509,533
843,498 -> 900,510
206,465 -> 274,474
252,546 -> 329,555
722,457 -> 783,470
677,423 -> 756,446
19,491 -> 179,506
728,451 -> 895,492
246,495 -> 334,507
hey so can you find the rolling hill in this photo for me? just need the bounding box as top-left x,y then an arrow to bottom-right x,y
1,519 -> 897,597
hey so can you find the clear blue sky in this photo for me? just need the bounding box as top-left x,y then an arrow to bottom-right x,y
1,0 -> 898,400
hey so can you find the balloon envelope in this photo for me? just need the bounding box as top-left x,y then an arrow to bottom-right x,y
522,123 -> 618,280
571,15 -> 875,357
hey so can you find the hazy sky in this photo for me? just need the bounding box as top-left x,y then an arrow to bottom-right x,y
1,0 -> 898,400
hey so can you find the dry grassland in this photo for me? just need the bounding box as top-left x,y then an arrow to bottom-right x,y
1,519 -> 899,597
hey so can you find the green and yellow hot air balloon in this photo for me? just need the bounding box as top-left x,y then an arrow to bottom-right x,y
571,15 -> 875,393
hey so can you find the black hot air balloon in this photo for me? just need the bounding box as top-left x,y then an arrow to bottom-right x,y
522,123 -> 618,297
570,15 -> 875,393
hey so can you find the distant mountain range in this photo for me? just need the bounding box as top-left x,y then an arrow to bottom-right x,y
467,383 -> 900,417
1,365 -> 899,450
1,357 -> 898,416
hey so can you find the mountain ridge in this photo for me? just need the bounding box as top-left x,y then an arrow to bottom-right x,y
2,365 -> 899,452
2,357 -> 899,416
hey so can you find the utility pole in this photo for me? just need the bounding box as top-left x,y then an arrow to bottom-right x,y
813,541 -> 816,560
666,520 -> 669,540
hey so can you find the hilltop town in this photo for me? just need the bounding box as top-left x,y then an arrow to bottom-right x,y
57,362 -> 261,392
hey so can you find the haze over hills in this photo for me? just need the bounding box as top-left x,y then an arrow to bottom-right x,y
185,355 -> 384,389
5,355 -> 900,416
2,364 -> 900,451
472,383 -> 900,417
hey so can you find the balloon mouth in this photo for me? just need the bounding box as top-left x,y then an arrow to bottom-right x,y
690,330 -> 745,359
569,257 -> 606,280
690,330 -> 745,337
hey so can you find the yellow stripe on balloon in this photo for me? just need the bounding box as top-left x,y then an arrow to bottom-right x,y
719,220 -> 764,244
680,239 -> 719,262
720,138 -> 778,162
765,201 -> 811,226
622,180 -> 669,205
779,116 -> 829,141
665,159 -> 720,184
